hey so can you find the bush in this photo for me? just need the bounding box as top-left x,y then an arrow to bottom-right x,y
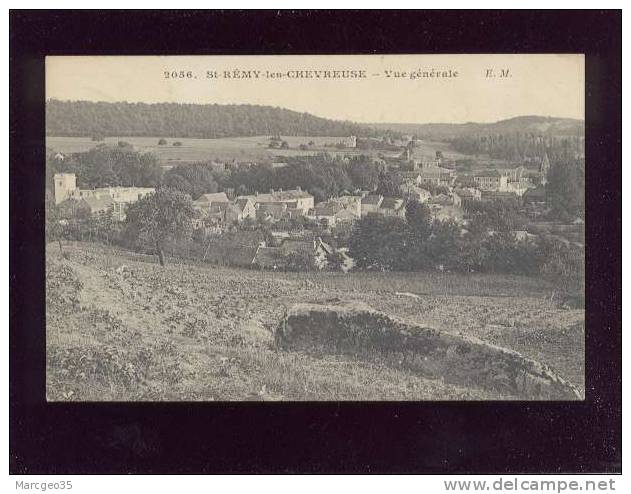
173,141 -> 183,147
158,138 -> 168,145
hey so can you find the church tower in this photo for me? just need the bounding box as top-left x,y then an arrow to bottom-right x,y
54,173 -> 77,204
539,152 -> 550,186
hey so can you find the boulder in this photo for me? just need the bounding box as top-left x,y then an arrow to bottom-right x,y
276,302 -> 581,400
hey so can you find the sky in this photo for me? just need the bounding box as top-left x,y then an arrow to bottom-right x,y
46,54 -> 584,124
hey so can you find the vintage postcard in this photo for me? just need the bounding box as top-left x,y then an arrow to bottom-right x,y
45,54 -> 585,401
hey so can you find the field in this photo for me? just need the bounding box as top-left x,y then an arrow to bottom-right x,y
46,242 -> 585,401
46,135 -> 474,166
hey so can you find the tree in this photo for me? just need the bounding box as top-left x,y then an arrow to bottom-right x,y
422,219 -> 463,270
124,188 -> 196,266
162,162 -> 220,200
405,200 -> 432,239
547,158 -> 585,221
60,146 -> 163,188
348,215 -> 408,270
346,156 -> 381,190
375,171 -> 402,197
45,199 -> 65,254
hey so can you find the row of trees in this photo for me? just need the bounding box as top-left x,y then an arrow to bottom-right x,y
216,154 -> 390,203
47,146 -> 394,203
450,133 -> 584,162
47,145 -> 163,190
348,200 -> 584,283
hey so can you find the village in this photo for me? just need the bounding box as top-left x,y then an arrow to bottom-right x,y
50,135 -> 571,272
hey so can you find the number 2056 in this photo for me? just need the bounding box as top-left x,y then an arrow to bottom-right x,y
164,71 -> 194,79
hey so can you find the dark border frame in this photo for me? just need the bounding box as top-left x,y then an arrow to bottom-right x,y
10,10 -> 622,474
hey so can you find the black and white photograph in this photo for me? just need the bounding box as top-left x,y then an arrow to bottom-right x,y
43,54 -> 586,402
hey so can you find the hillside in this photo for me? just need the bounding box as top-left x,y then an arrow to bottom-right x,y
372,116 -> 585,140
47,242 -> 584,401
46,99 -> 379,139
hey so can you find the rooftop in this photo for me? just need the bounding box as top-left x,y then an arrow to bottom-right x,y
381,197 -> 404,210
361,194 -> 383,205
81,196 -> 114,210
475,170 -> 504,178
195,192 -> 230,203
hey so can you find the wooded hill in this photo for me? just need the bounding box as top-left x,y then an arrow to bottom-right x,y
371,116 -> 585,140
45,99 -> 380,139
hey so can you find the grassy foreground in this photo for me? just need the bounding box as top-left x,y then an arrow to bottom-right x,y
46,242 -> 584,401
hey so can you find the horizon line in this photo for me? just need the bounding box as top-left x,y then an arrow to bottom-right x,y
46,98 -> 586,127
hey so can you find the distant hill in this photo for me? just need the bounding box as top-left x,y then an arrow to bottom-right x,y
371,116 -> 585,140
46,100 -> 379,139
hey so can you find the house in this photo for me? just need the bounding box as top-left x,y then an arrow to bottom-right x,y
523,185 -> 547,204
329,195 -> 362,217
309,202 -> 344,227
238,187 -> 314,214
58,195 -> 114,219
256,202 -> 288,223
334,208 -> 358,224
379,197 -> 406,217
193,192 -> 230,209
416,166 -> 456,187
228,198 -> 257,222
313,237 -> 336,270
503,166 -> 526,183
401,183 -> 431,203
252,236 -> 342,271
336,136 -> 357,148
506,181 -> 532,197
429,193 -> 461,208
252,238 -> 313,270
473,170 -> 509,191
361,194 -> 383,216
455,187 -> 482,207
204,203 -> 231,225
